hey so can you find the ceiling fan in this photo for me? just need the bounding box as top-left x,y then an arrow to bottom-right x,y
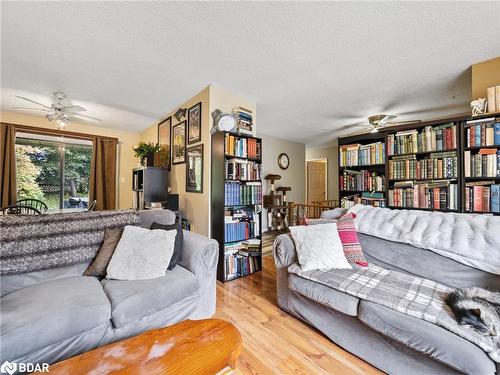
12,92 -> 102,129
340,114 -> 421,135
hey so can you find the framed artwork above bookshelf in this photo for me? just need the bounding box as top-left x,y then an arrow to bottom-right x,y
338,113 -> 500,215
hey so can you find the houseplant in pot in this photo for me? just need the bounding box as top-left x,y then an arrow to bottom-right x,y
133,142 -> 162,167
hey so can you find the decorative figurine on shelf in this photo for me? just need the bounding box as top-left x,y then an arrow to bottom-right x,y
133,142 -> 162,167
471,98 -> 488,116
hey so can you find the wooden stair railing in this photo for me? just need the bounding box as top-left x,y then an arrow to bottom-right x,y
287,202 -> 339,227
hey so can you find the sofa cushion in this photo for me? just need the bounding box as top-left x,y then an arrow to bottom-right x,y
358,300 -> 495,375
101,265 -> 199,328
289,273 -> 359,316
0,276 -> 111,362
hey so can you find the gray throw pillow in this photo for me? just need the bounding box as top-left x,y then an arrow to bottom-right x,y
150,221 -> 183,270
106,225 -> 176,280
83,228 -> 123,278
320,208 -> 348,220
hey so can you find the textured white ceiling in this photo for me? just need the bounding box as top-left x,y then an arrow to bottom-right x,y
1,2 -> 500,143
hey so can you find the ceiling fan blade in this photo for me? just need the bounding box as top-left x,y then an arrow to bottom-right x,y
72,113 -> 102,122
11,106 -> 51,112
14,95 -> 51,109
61,105 -> 86,113
378,115 -> 398,126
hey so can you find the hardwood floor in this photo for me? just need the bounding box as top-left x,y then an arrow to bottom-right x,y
215,250 -> 383,375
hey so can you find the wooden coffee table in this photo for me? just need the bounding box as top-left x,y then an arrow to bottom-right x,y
39,319 -> 242,375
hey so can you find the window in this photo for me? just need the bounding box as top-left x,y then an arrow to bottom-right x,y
15,132 -> 93,210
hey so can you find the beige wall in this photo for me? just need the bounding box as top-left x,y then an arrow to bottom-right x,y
257,133 -> 306,231
306,139 -> 339,202
1,111 -> 140,209
472,56 -> 500,100
141,86 -> 211,236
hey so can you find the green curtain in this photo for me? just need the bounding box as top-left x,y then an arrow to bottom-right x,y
0,123 -> 16,207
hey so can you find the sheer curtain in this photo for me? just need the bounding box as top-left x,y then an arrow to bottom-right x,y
89,137 -> 117,210
0,123 -> 16,207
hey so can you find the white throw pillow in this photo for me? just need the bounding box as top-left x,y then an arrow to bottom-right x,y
106,225 -> 176,280
289,223 -> 352,272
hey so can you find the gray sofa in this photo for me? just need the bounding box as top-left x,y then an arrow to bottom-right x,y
0,209 -> 218,367
274,230 -> 500,375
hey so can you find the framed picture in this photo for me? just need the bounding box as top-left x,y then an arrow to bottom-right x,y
172,121 -> 186,164
187,102 -> 202,144
157,116 -> 171,169
186,144 -> 203,193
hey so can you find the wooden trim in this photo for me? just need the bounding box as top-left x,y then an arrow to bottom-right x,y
2,122 -> 118,142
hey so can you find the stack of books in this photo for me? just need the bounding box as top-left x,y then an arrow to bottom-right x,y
340,169 -> 385,191
387,123 -> 456,155
225,134 -> 261,159
464,182 -> 500,213
339,142 -> 385,167
224,182 -> 262,205
388,152 -> 457,180
225,159 -> 261,180
233,107 -> 254,135
388,181 -> 458,210
465,118 -> 500,147
238,239 -> 261,256
464,149 -> 500,177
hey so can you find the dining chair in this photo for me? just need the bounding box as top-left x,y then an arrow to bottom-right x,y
16,198 -> 48,213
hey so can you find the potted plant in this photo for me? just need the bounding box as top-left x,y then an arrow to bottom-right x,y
133,142 -> 162,167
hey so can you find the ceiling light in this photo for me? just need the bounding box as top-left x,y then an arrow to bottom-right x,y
45,113 -> 54,121
56,119 -> 66,129
370,127 -> 379,133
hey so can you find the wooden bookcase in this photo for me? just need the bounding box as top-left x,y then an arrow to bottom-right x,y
211,131 -> 263,282
338,114 -> 500,215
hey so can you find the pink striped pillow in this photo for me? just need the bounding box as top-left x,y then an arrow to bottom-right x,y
336,213 -> 368,267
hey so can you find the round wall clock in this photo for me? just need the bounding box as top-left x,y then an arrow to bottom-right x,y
278,153 -> 289,170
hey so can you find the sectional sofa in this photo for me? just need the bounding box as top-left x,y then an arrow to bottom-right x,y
0,209 -> 218,366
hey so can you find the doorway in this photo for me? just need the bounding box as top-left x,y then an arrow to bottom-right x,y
306,159 -> 327,204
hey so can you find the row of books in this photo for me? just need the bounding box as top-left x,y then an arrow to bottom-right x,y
224,182 -> 262,205
387,123 -> 457,155
464,149 -> 500,178
224,251 -> 261,280
339,142 -> 385,167
340,170 -> 385,192
225,159 -> 261,180
465,118 -> 500,148
388,182 -> 458,210
341,192 -> 386,209
224,239 -> 261,256
233,106 -> 254,136
224,206 -> 260,242
388,152 -> 457,180
225,134 -> 260,159
464,183 -> 500,213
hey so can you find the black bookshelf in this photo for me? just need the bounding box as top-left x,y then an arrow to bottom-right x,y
338,113 -> 500,215
132,166 -> 168,209
211,131 -> 263,283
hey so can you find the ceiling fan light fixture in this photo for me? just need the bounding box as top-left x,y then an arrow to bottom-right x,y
370,127 -> 379,133
45,113 -> 54,122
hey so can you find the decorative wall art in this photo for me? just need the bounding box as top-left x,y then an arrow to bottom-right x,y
188,102 -> 202,144
172,121 -> 186,164
186,144 -> 203,193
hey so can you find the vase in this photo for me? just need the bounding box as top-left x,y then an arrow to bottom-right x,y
146,151 -> 155,166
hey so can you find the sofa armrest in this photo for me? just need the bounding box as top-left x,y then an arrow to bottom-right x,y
273,233 -> 297,312
180,230 -> 219,318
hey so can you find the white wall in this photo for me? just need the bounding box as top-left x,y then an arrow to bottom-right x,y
257,133 -> 306,231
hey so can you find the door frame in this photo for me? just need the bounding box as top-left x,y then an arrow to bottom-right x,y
306,158 -> 328,203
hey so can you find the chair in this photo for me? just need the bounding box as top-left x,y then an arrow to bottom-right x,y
0,205 -> 42,215
16,198 -> 48,213
87,200 -> 97,211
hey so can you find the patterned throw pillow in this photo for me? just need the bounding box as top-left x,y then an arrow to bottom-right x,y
336,213 -> 369,267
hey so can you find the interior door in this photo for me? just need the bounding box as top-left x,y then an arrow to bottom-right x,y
307,161 -> 326,204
